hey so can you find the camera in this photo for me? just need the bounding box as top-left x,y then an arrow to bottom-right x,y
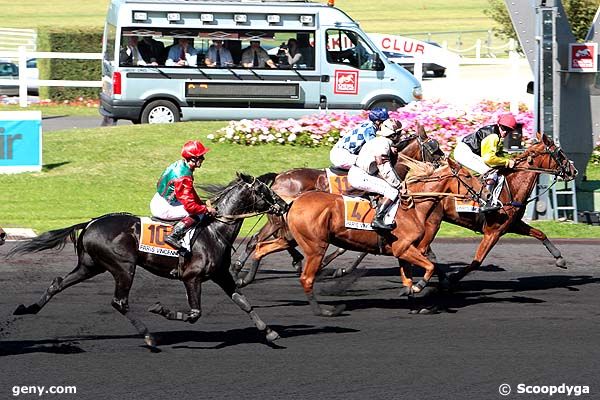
277,42 -> 288,63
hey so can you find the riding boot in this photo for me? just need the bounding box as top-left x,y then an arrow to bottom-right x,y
371,198 -> 396,231
480,181 -> 500,213
165,216 -> 197,252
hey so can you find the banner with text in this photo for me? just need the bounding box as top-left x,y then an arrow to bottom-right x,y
0,111 -> 42,173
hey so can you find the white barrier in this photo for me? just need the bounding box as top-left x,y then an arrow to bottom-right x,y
0,46 -> 102,108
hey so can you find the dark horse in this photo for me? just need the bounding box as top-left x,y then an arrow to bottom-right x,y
0,226 -> 5,245
232,126 -> 445,286
8,173 -> 288,349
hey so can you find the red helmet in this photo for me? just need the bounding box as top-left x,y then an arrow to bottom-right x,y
181,140 -> 209,160
497,113 -> 517,130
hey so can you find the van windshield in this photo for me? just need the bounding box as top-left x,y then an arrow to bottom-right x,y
114,28 -> 315,70
326,29 -> 378,70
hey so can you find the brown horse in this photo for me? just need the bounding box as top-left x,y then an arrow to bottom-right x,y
417,132 -> 578,284
328,133 -> 580,281
232,127 -> 444,286
285,159 -> 460,316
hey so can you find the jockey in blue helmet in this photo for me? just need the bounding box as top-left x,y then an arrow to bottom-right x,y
330,107 -> 390,170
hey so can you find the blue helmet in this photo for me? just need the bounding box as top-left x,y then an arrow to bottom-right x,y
369,107 -> 389,122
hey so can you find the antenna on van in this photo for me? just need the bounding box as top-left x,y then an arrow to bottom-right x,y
327,0 -> 335,6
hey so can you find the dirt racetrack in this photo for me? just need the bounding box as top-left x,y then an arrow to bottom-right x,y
0,237 -> 598,399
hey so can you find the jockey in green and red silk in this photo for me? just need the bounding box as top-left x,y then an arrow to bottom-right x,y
150,140 -> 216,251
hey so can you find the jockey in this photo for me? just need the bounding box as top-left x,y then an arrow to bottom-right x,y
348,118 -> 404,230
329,107 -> 389,170
453,113 -> 517,212
150,140 -> 217,251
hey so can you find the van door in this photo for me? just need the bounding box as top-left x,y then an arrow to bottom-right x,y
320,29 -> 383,110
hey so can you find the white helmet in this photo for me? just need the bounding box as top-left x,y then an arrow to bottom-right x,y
377,119 -> 402,137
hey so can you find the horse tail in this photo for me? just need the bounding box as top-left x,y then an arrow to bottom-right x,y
7,221 -> 91,258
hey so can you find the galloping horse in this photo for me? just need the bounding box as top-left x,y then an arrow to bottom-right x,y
329,133 -> 579,281
232,126 -> 444,286
419,132 -> 578,284
8,173 -> 288,349
285,159 -> 459,316
0,226 -> 5,245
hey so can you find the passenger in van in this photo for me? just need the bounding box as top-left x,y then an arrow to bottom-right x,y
138,36 -> 166,65
276,38 -> 302,69
120,36 -> 156,66
296,34 -> 315,68
329,108 -> 389,170
166,38 -> 198,67
241,40 -> 276,68
205,40 -> 234,68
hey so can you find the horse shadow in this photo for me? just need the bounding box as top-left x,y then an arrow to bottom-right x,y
306,273 -> 600,314
0,324 -> 358,356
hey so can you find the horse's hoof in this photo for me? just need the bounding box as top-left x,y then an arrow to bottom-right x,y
320,304 -> 346,317
13,304 -> 40,315
555,257 -> 567,269
144,335 -> 161,353
418,306 -> 440,315
265,329 -> 280,342
147,302 -> 165,315
13,304 -> 28,315
332,268 -> 346,279
398,286 -> 413,297
235,278 -> 247,288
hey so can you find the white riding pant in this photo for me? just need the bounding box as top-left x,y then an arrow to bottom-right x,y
330,146 -> 358,170
453,142 -> 492,175
150,192 -> 189,220
347,166 -> 399,200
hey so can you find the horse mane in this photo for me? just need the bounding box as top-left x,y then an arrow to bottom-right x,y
198,172 -> 273,204
396,153 -> 436,181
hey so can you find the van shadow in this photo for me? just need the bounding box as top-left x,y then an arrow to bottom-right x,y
0,324 -> 358,356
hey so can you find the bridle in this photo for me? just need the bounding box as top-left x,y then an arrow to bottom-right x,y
214,176 -> 288,224
514,141 -> 575,180
394,133 -> 444,167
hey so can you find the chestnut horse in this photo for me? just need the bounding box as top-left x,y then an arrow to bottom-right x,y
420,132 -> 578,284
285,159 -> 460,316
329,133 -> 579,281
232,127 -> 444,286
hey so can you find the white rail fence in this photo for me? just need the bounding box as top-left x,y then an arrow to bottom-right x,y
0,46 -> 102,107
0,28 -> 36,52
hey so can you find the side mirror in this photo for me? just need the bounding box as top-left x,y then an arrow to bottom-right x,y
372,53 -> 385,71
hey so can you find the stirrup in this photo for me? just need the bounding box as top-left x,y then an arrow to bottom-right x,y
371,219 -> 395,231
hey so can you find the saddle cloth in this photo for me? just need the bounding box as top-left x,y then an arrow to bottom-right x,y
325,167 -> 350,195
138,217 -> 194,257
343,196 -> 399,230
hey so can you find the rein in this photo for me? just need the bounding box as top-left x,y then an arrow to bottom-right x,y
215,210 -> 271,224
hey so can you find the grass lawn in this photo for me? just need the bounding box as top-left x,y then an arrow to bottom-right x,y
0,121 -> 598,238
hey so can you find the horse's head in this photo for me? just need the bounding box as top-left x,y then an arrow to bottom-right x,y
237,172 -> 289,216
394,123 -> 445,166
0,227 -> 5,246
518,132 -> 578,181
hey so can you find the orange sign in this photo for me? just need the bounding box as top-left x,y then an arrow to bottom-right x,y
326,169 -> 350,195
343,196 -> 375,230
139,217 -> 179,257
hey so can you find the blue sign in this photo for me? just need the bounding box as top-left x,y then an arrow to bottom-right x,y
0,111 -> 42,173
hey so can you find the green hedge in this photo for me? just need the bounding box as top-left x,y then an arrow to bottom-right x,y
37,26 -> 103,101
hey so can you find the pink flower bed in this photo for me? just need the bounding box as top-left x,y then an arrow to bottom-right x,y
208,99 -> 536,153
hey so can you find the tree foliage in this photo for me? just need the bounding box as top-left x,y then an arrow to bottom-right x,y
485,0 -> 600,42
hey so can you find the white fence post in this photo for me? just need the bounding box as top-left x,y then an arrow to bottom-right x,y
18,45 -> 28,108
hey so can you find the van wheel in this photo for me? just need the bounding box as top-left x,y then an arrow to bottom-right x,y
371,99 -> 404,112
141,100 -> 180,124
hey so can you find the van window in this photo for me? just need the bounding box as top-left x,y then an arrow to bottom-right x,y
103,23 -> 117,64
326,29 -> 377,70
116,28 -> 315,70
